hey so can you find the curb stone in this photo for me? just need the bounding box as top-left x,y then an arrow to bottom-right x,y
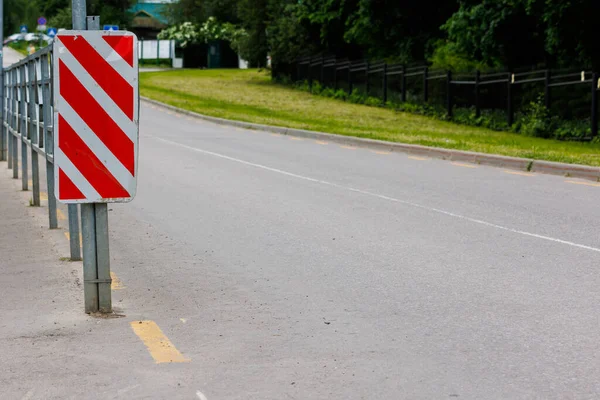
141,96 -> 600,182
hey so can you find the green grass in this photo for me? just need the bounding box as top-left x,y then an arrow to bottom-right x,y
8,41 -> 30,56
140,69 -> 600,166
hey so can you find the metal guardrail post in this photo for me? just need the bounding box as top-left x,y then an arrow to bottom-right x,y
12,68 -> 19,178
19,65 -> 28,189
7,68 -> 14,170
29,60 -> 40,206
40,51 -> 58,229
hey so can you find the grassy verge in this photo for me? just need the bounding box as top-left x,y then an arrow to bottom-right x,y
140,69 -> 600,166
8,42 -> 30,56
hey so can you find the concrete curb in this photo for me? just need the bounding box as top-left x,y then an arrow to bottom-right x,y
141,96 -> 600,181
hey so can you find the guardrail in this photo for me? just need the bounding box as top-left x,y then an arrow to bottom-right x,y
1,45 -> 83,262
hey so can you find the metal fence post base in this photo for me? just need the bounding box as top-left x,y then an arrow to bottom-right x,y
21,138 -> 28,190
81,203 -> 99,313
47,162 -> 58,229
95,204 -> 112,313
68,204 -> 82,261
12,135 -> 18,178
7,132 -> 12,169
31,151 -> 40,206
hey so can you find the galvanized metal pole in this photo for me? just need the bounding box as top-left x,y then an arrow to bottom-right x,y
28,60 -> 40,206
19,66 -> 27,184
72,0 -> 87,30
68,204 -> 82,260
0,0 -> 5,162
95,204 -> 112,312
41,52 -> 58,229
81,203 -> 99,313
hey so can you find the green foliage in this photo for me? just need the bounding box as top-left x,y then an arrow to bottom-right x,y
140,59 -> 172,68
158,17 -> 247,49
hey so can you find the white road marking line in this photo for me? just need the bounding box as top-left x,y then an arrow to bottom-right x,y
196,390 -> 208,400
154,136 -> 600,254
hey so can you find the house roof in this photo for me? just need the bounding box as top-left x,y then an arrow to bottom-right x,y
130,2 -> 169,25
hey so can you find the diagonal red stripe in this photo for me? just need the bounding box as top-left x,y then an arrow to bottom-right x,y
59,168 -> 85,200
58,115 -> 130,199
103,36 -> 134,67
59,60 -> 135,176
59,35 -> 134,120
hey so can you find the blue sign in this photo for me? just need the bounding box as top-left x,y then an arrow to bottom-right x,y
47,28 -> 57,38
37,17 -> 47,26
20,25 -> 28,33
103,25 -> 119,31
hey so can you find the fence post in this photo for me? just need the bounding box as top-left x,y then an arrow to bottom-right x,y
320,55 -> 325,85
28,60 -> 40,207
446,71 -> 453,118
19,65 -> 28,188
308,57 -> 313,90
348,62 -> 353,95
157,40 -> 160,64
544,69 -> 551,109
365,61 -> 370,96
592,72 -> 598,138
475,70 -> 481,118
333,59 -> 338,91
423,67 -> 429,103
401,65 -> 407,102
382,63 -> 388,104
507,72 -> 514,126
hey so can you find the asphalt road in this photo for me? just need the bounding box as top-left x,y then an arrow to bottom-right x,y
91,102 -> 600,399
2,46 -> 24,67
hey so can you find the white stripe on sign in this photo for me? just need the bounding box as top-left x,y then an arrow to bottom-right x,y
59,99 -> 136,194
55,148 -> 101,200
59,48 -> 138,139
84,34 -> 137,83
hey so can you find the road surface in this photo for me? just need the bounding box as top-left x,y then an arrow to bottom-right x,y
2,46 -> 24,67
3,99 -> 600,399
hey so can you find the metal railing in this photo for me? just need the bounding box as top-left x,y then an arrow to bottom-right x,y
289,55 -> 600,138
1,45 -> 82,261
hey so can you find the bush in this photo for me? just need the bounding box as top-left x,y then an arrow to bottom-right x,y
348,89 -> 366,104
332,89 -> 348,101
364,97 -> 383,107
517,97 -> 556,138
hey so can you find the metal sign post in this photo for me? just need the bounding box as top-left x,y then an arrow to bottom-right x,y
60,0 -> 139,313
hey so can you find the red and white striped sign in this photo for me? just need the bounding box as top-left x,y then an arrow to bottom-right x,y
53,30 -> 139,203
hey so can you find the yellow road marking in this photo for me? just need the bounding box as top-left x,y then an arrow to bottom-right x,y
340,145 -> 356,150
270,133 -> 280,137
180,318 -> 187,323
316,140 -> 328,145
110,272 -> 125,290
408,156 -> 428,161
64,232 -> 83,247
130,321 -> 190,364
57,209 -> 66,220
566,180 -> 600,187
451,162 -> 478,169
504,170 -> 534,177
371,150 -> 390,155
289,137 -> 303,141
